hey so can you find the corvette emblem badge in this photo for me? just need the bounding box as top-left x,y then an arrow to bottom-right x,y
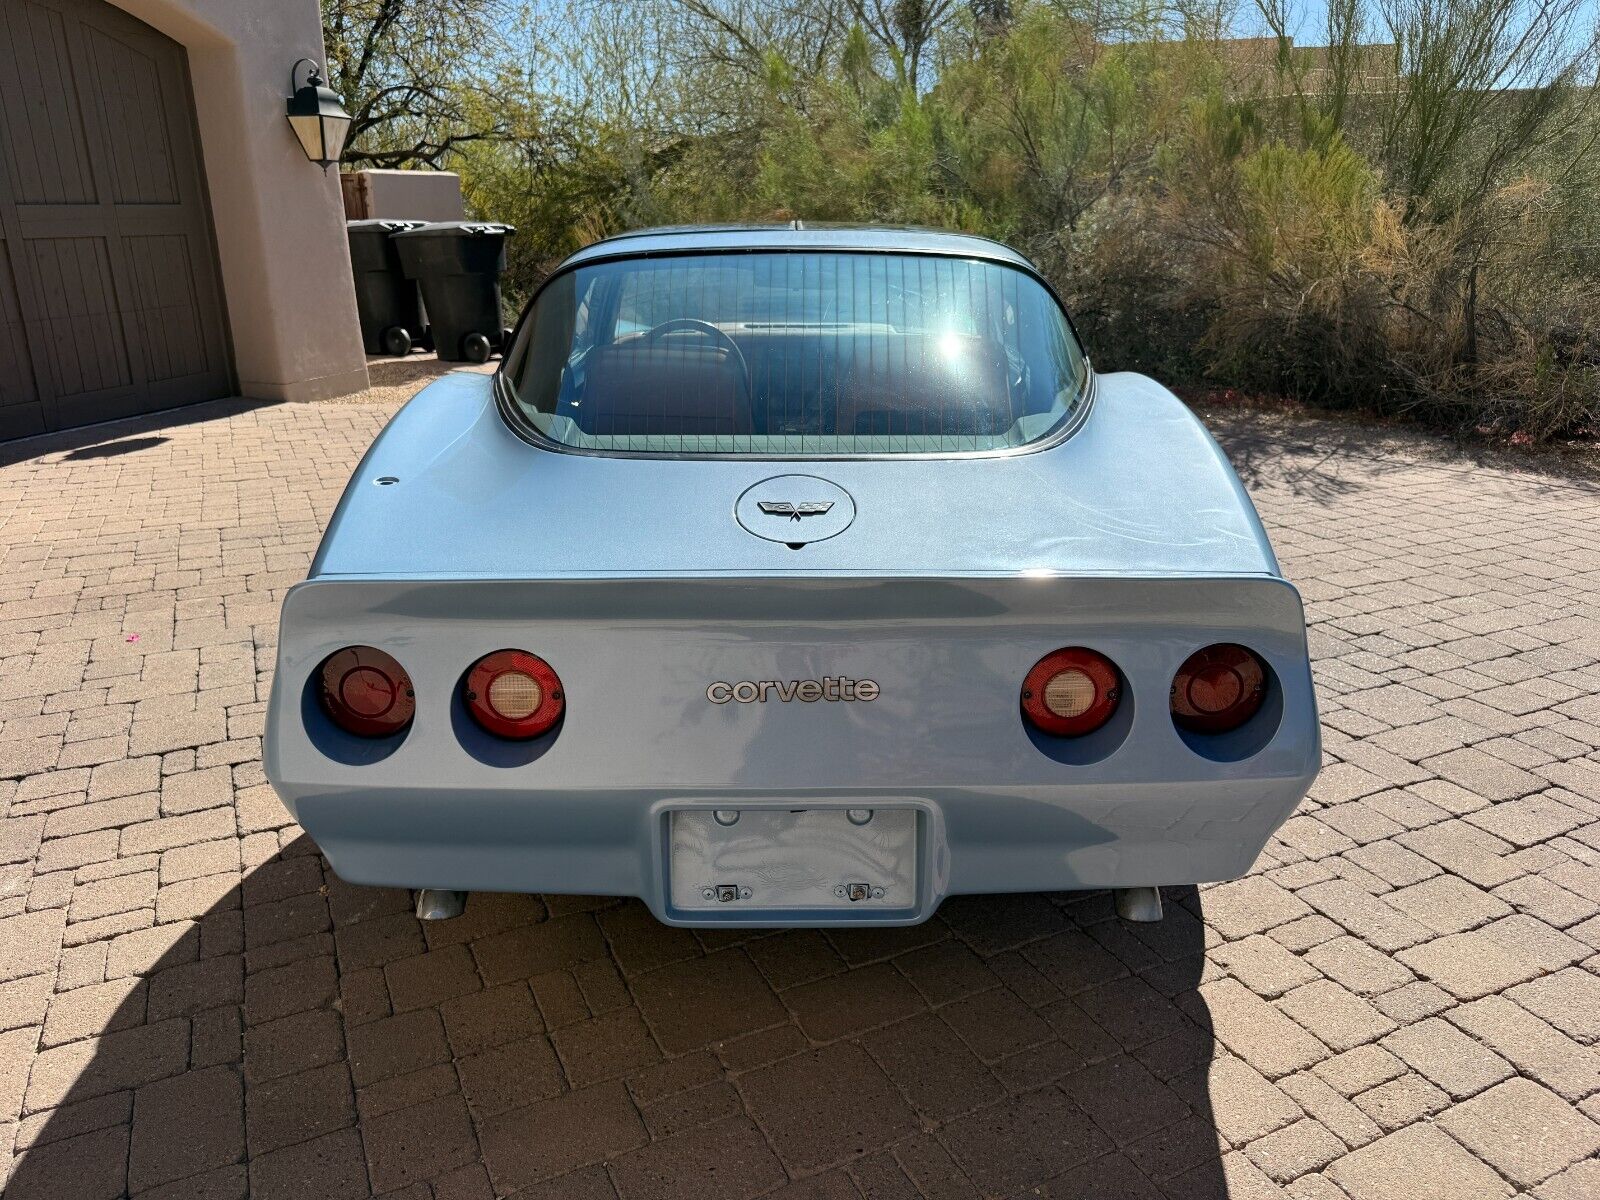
735,475 -> 855,545
758,500 -> 835,521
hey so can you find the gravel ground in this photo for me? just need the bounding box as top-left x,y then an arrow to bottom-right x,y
337,354 -> 497,409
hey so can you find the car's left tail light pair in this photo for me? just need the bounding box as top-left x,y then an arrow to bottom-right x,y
319,646 -> 563,740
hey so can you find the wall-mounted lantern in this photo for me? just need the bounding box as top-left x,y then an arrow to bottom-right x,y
286,59 -> 352,171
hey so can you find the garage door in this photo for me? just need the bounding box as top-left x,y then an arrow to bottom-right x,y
0,0 -> 231,440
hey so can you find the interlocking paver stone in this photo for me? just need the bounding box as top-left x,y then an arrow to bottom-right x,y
1537,1159 -> 1600,1200
551,1007 -> 661,1087
5,395 -> 1600,1199
633,949 -> 787,1054
0,911 -> 64,983
859,1011 -> 1003,1121
610,1117 -> 786,1200
1328,1122 -> 1514,1200
1213,933 -> 1322,997
1301,934 -> 1414,995
1398,928 -> 1554,998
1311,1044 -> 1406,1098
1494,874 -> 1596,929
456,1036 -> 565,1119
1275,979 -> 1396,1051
362,1092 -> 478,1193
1507,968 -> 1600,1042
245,1062 -> 353,1155
1203,978 -> 1327,1078
1434,1077 -> 1600,1188
0,1123 -> 127,1200
248,1126 -> 369,1200
742,1041 -> 918,1173
1296,880 -> 1432,952
1351,1071 -> 1449,1130
1444,995 -> 1600,1101
38,978 -> 144,1048
127,1065 -> 243,1191
1242,1117 -> 1345,1183
1201,877 -> 1311,940
1278,1070 -> 1380,1148
939,1085 -> 1112,1195
1397,820 -> 1523,888
1387,874 -> 1512,934
1379,1016 -> 1513,1099
480,1079 -> 647,1190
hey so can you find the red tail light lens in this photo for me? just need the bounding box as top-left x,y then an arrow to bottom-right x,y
319,646 -> 415,738
464,650 -> 564,739
1022,648 -> 1121,737
1171,644 -> 1267,733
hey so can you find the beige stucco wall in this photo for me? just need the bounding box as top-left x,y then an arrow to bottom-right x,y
110,0 -> 369,402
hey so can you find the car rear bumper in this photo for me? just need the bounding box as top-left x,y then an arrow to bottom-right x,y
265,573 -> 1319,925
275,775 -> 1310,927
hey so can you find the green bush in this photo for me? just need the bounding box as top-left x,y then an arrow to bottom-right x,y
402,0 -> 1600,441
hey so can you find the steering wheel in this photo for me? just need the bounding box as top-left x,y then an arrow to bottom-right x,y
642,318 -> 751,396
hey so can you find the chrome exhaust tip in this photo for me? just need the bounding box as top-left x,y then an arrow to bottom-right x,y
415,889 -> 467,921
1114,886 -> 1163,923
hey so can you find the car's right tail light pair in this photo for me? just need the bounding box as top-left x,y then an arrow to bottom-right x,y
318,646 -> 563,740
1021,643 -> 1266,738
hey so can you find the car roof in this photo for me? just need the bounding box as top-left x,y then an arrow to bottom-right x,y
557,223 -> 1037,272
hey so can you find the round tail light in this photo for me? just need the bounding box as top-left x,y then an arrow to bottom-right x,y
319,646 -> 415,738
1022,648 -> 1121,737
464,650 -> 564,739
1171,644 -> 1267,733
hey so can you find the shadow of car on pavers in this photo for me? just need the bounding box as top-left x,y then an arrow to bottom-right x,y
7,842 -> 1228,1200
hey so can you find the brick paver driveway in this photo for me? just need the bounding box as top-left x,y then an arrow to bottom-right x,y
2,397 -> 1599,1200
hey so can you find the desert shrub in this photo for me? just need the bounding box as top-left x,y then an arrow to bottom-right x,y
1159,120 -> 1600,437
393,0 -> 1600,440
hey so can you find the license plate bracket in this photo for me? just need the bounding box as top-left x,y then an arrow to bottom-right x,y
666,807 -> 919,916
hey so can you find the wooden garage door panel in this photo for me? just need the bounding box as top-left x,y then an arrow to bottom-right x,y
0,0 -> 232,437
0,2 -> 98,206
85,25 -> 180,206
122,233 -> 207,384
0,240 -> 37,402
24,235 -> 135,397
0,237 -> 48,439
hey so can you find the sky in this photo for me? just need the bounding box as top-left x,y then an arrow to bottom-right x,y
513,1 -> 1600,47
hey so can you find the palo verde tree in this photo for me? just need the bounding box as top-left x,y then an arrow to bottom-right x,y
322,0 -> 512,168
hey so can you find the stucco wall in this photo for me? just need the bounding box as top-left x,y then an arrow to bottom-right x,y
110,0 -> 369,402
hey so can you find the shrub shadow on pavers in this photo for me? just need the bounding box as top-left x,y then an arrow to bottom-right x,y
6,844 -> 1227,1199
1205,417 -> 1404,507
0,398 -> 281,468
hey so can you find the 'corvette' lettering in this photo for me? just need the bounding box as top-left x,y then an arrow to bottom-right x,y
707,678 -> 880,704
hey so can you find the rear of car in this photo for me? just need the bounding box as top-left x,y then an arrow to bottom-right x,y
264,227 -> 1319,926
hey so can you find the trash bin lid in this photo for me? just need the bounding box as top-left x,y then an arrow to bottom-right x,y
347,219 -> 427,233
391,221 -> 516,238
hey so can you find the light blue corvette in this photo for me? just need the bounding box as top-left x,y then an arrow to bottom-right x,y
264,225 -> 1319,927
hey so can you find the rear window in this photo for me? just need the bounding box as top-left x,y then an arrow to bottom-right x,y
503,250 -> 1089,455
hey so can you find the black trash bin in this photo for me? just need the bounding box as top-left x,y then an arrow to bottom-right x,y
346,219 -> 427,356
392,222 -> 515,364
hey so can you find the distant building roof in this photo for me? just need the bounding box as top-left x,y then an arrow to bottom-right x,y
1213,35 -> 1398,94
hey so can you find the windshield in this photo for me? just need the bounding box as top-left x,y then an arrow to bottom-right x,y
503,250 -> 1089,456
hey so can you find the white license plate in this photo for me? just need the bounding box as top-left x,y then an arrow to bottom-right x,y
668,808 -> 918,912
